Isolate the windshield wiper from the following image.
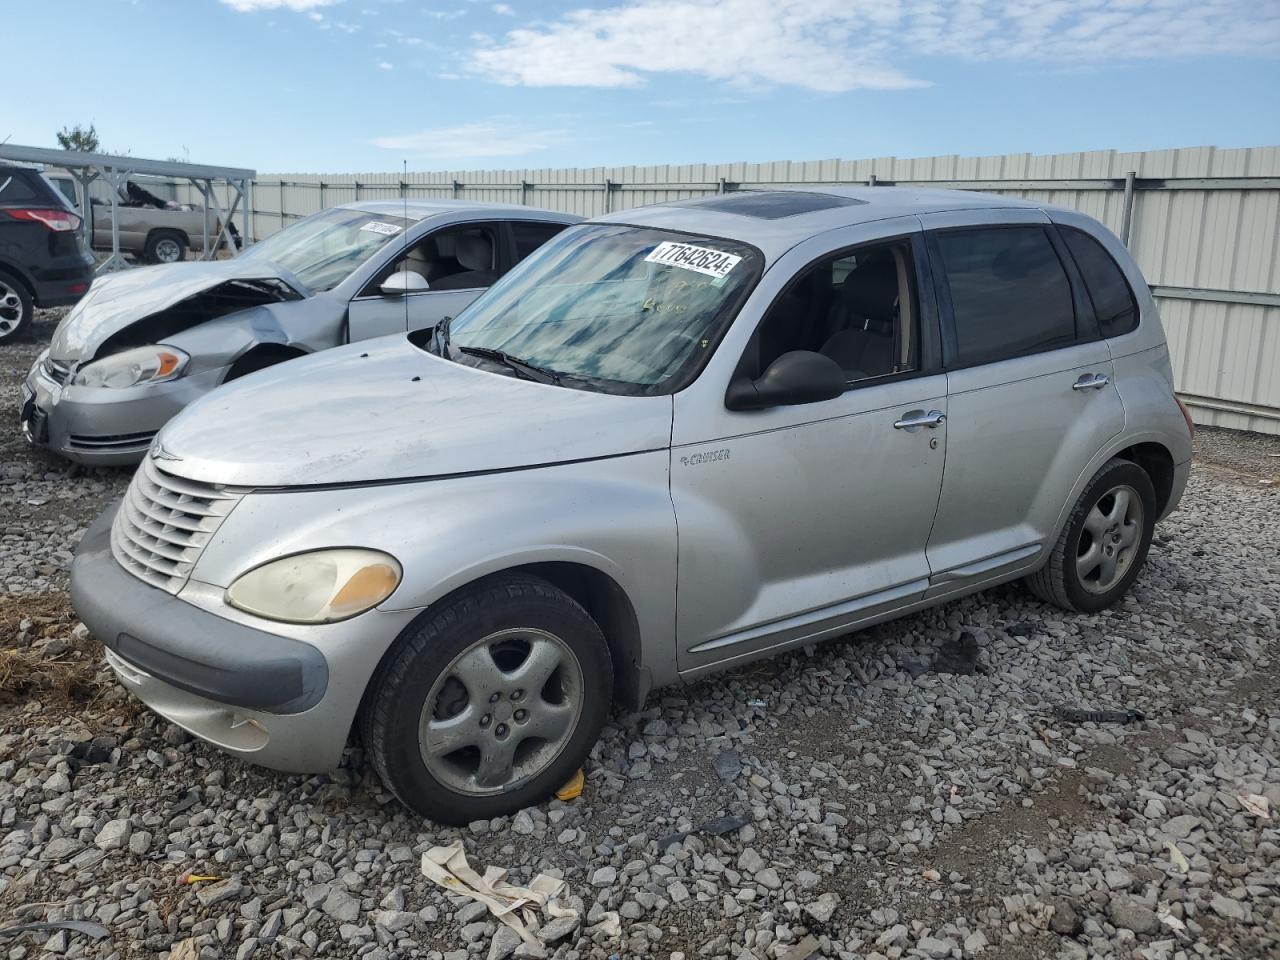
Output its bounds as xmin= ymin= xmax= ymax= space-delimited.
xmin=456 ymin=345 xmax=562 ymax=385
xmin=431 ymin=315 xmax=453 ymax=357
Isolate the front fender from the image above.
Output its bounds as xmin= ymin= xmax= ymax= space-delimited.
xmin=164 ymin=298 xmax=343 ymax=374
xmin=190 ymin=451 xmax=679 ymax=686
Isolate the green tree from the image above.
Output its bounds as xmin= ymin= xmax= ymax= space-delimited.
xmin=55 ymin=123 xmax=100 ymax=153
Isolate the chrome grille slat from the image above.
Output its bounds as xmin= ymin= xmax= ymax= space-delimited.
xmin=110 ymin=458 xmax=245 ymax=594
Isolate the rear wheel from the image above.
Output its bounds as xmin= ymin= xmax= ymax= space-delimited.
xmin=1027 ymin=458 xmax=1156 ymax=612
xmin=0 ymin=270 xmax=33 ymax=343
xmin=144 ymin=230 xmax=187 ymax=264
xmin=362 ymin=574 xmax=612 ymax=823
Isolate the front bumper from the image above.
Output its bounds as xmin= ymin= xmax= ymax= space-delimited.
xmin=71 ymin=505 xmax=348 ymax=772
xmin=21 ymin=359 xmax=227 ymax=465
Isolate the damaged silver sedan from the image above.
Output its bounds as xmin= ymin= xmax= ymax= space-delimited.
xmin=21 ymin=201 xmax=578 ymax=463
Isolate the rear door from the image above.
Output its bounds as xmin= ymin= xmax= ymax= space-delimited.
xmin=921 ymin=210 xmax=1125 ymax=593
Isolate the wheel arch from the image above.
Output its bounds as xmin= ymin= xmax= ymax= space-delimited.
xmin=1112 ymin=441 xmax=1176 ymax=517
xmin=223 ymin=341 xmax=309 ymax=382
xmin=369 ymin=562 xmax=650 ymax=719
xmin=0 ymin=259 xmax=36 ymax=299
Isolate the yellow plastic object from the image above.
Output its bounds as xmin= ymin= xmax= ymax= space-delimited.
xmin=180 ymin=873 xmax=221 ymax=885
xmin=555 ymin=768 xmax=585 ymax=801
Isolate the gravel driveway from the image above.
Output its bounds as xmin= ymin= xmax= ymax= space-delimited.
xmin=1 ymin=309 xmax=1277 ymax=960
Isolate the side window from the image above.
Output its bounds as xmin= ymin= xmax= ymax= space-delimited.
xmin=0 ymin=172 xmax=40 ymax=203
xmin=751 ymin=240 xmax=918 ymax=383
xmin=365 ymin=223 xmax=500 ymax=295
xmin=1062 ymin=227 xmax=1139 ymax=338
xmin=510 ymin=221 xmax=567 ymax=264
xmin=934 ymin=226 xmax=1076 ymax=367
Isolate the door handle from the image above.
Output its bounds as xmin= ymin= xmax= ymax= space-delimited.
xmin=893 ymin=409 xmax=946 ymax=430
xmin=1072 ymin=373 xmax=1110 ymax=391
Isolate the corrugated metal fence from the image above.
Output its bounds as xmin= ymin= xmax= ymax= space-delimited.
xmin=178 ymin=147 xmax=1280 ymax=433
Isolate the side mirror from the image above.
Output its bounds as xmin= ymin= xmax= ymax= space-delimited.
xmin=380 ymin=271 xmax=430 ymax=296
xmin=725 ymin=350 xmax=846 ymax=411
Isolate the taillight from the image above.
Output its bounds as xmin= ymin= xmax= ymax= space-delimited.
xmin=1175 ymin=395 xmax=1196 ymax=438
xmin=6 ymin=208 xmax=82 ymax=232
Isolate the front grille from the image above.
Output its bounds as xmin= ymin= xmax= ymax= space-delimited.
xmin=69 ymin=430 xmax=157 ymax=451
xmin=110 ymin=458 xmax=245 ymax=593
xmin=42 ymin=358 xmax=72 ymax=386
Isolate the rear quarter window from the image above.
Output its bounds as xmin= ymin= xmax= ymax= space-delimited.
xmin=0 ymin=171 xmax=42 ymax=203
xmin=934 ymin=225 xmax=1077 ymax=367
xmin=1062 ymin=227 xmax=1139 ymax=338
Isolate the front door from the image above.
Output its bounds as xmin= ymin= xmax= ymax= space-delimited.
xmin=347 ymin=221 xmax=505 ymax=341
xmin=672 ymin=231 xmax=948 ymax=672
xmin=921 ymin=216 xmax=1126 ymax=591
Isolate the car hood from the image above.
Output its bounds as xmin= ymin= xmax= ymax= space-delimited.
xmin=154 ymin=337 xmax=675 ymax=487
xmin=48 ymin=259 xmax=305 ymax=363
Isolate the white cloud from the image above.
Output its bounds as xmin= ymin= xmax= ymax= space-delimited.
xmin=220 ymin=0 xmax=336 ymax=11
xmin=469 ymin=0 xmax=1280 ymax=92
xmin=377 ymin=60 xmax=394 ymax=69
xmin=493 ymin=3 xmax=515 ymax=14
xmin=371 ymin=121 xmax=564 ymax=160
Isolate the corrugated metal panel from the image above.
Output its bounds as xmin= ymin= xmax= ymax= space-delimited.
xmin=149 ymin=146 xmax=1280 ymax=434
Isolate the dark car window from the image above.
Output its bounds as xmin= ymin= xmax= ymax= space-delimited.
xmin=1062 ymin=227 xmax=1139 ymax=338
xmin=0 ymin=170 xmax=41 ymax=204
xmin=751 ymin=239 xmax=918 ymax=383
xmin=935 ymin=226 xmax=1077 ymax=367
xmin=511 ymin=221 xmax=568 ymax=262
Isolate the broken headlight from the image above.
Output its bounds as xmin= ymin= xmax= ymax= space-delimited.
xmin=225 ymin=549 xmax=402 ymax=624
xmin=71 ymin=346 xmax=189 ymax=389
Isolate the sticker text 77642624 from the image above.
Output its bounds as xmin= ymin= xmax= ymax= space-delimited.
xmin=644 ymin=241 xmax=742 ymax=280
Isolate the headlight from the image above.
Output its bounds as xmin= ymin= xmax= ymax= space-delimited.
xmin=225 ymin=549 xmax=402 ymax=624
xmin=71 ymin=346 xmax=189 ymax=388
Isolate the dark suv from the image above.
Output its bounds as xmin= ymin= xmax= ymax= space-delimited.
xmin=0 ymin=164 xmax=95 ymax=342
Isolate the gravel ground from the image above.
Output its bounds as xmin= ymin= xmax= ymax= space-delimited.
xmin=1 ymin=310 xmax=1277 ymax=960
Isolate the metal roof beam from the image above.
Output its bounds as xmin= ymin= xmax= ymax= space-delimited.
xmin=0 ymin=143 xmax=255 ymax=181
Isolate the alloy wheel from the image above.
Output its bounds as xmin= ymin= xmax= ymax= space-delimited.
xmin=1076 ymin=483 xmax=1144 ymax=594
xmin=0 ymin=280 xmax=23 ymax=337
xmin=418 ymin=627 xmax=584 ymax=795
xmin=155 ymin=238 xmax=183 ymax=263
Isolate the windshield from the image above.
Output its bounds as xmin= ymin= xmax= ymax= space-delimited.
xmin=241 ymin=208 xmax=412 ymax=291
xmin=444 ymin=224 xmax=761 ymax=395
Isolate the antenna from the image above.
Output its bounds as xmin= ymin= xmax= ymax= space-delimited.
xmin=402 ymin=158 xmax=409 ymax=332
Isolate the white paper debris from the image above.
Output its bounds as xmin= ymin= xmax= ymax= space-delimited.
xmin=420 ymin=840 xmax=577 ymax=947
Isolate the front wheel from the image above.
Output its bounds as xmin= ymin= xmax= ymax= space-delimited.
xmin=1026 ymin=458 xmax=1157 ymax=613
xmin=361 ymin=574 xmax=612 ymax=823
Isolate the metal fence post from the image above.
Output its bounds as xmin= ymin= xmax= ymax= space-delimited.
xmin=453 ymin=179 xmax=463 ymax=199
xmin=318 ymin=180 xmax=325 ymax=212
xmin=604 ymin=178 xmax=616 ymax=213
xmin=1120 ymin=171 xmax=1137 ymax=247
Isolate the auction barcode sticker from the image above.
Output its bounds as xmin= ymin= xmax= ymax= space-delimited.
xmin=360 ymin=221 xmax=403 ymax=236
xmin=644 ymin=241 xmax=742 ymax=280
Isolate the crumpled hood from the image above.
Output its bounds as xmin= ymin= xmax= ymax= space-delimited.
xmin=49 ymin=259 xmax=303 ymax=363
xmin=154 ymin=337 xmax=674 ymax=487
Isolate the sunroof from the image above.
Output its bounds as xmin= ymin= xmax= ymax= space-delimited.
xmin=690 ymin=191 xmax=867 ymax=219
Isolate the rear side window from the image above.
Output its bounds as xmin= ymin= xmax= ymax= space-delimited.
xmin=934 ymin=226 xmax=1077 ymax=367
xmin=510 ymin=221 xmax=568 ymax=262
xmin=1062 ymin=227 xmax=1139 ymax=338
xmin=0 ymin=171 xmax=41 ymax=203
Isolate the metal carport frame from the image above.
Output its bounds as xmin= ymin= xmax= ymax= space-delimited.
xmin=0 ymin=143 xmax=255 ymax=274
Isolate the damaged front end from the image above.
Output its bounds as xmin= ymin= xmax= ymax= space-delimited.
xmin=23 ymin=262 xmax=317 ymax=465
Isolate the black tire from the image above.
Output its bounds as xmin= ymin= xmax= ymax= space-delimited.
xmin=362 ymin=574 xmax=612 ymax=824
xmin=1026 ymin=458 xmax=1157 ymax=613
xmin=0 ymin=269 xmax=33 ymax=343
xmin=144 ymin=230 xmax=187 ymax=264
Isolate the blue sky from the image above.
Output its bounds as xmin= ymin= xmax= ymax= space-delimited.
xmin=3 ymin=0 xmax=1278 ymax=173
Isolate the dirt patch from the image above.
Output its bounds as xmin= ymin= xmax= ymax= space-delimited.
xmin=0 ymin=592 xmax=108 ymax=706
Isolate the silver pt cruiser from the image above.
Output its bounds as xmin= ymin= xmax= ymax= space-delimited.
xmin=70 ymin=187 xmax=1194 ymax=823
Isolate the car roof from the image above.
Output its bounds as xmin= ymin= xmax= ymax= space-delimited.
xmin=596 ymin=186 xmax=1046 ymax=261
xmin=336 ymin=199 xmax=580 ymax=223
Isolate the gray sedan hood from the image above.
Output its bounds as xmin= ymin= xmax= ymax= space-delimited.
xmin=49 ymin=260 xmax=303 ymax=363
xmin=155 ymin=337 xmax=674 ymax=487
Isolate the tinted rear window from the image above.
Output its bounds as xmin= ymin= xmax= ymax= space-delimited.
xmin=0 ymin=170 xmax=42 ymax=204
xmin=1062 ymin=227 xmax=1139 ymax=338
xmin=935 ymin=226 xmax=1077 ymax=367
xmin=510 ymin=221 xmax=567 ymax=261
